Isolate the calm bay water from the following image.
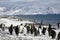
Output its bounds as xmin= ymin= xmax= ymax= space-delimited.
xmin=15 ymin=14 xmax=60 ymax=25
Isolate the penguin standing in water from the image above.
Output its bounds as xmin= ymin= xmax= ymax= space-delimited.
xmin=57 ymin=22 xmax=60 ymax=28
xmin=9 ymin=24 xmax=13 ymax=35
xmin=15 ymin=25 xmax=19 ymax=36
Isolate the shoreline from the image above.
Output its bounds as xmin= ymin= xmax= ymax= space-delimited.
xmin=0 ymin=16 xmax=60 ymax=40
xmin=0 ymin=15 xmax=59 ymax=28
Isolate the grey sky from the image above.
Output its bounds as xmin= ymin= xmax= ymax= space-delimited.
xmin=0 ymin=0 xmax=60 ymax=15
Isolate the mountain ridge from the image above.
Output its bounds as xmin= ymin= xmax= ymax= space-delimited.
xmin=0 ymin=1 xmax=60 ymax=15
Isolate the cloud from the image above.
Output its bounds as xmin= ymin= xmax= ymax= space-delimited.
xmin=24 ymin=0 xmax=39 ymax=2
xmin=0 ymin=0 xmax=10 ymax=1
xmin=0 ymin=0 xmax=60 ymax=15
xmin=0 ymin=7 xmax=6 ymax=12
xmin=11 ymin=0 xmax=37 ymax=2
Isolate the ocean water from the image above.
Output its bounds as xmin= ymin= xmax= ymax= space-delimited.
xmin=15 ymin=14 xmax=60 ymax=25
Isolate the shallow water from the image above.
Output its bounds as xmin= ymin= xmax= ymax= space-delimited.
xmin=15 ymin=14 xmax=60 ymax=25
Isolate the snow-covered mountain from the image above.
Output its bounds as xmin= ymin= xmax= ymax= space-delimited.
xmin=0 ymin=7 xmax=6 ymax=12
xmin=0 ymin=1 xmax=60 ymax=15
